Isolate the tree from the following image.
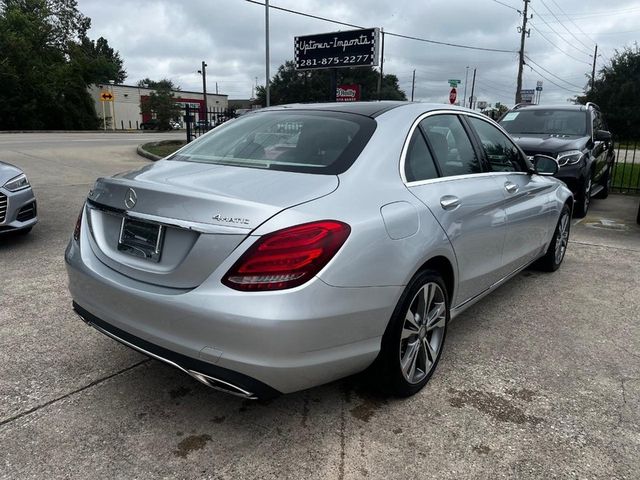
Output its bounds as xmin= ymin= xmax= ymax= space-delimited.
xmin=139 ymin=78 xmax=181 ymax=130
xmin=0 ymin=0 xmax=126 ymax=130
xmin=255 ymin=60 xmax=406 ymax=106
xmin=579 ymin=44 xmax=640 ymax=139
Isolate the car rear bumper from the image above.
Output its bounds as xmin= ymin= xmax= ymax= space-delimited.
xmin=65 ymin=234 xmax=401 ymax=395
xmin=0 ymin=187 xmax=37 ymax=233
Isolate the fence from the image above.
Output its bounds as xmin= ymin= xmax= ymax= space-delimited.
xmin=612 ymin=142 xmax=640 ymax=194
xmin=184 ymin=105 xmax=233 ymax=143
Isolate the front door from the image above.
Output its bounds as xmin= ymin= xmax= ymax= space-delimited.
xmin=466 ymin=116 xmax=554 ymax=275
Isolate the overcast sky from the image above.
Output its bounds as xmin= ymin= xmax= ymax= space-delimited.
xmin=78 ymin=0 xmax=640 ymax=106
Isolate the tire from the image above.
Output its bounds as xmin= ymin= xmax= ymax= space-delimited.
xmin=533 ymin=204 xmax=571 ymax=272
xmin=595 ymin=165 xmax=612 ymax=199
xmin=377 ymin=270 xmax=449 ymax=397
xmin=574 ymin=175 xmax=592 ymax=218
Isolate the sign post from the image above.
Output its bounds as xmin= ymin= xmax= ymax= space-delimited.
xmin=99 ymin=90 xmax=114 ymax=131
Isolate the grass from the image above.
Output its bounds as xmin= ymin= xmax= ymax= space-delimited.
xmin=143 ymin=140 xmax=186 ymax=158
xmin=612 ymin=162 xmax=640 ymax=192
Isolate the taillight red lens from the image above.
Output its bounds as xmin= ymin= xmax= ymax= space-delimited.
xmin=73 ymin=206 xmax=83 ymax=242
xmin=222 ymin=220 xmax=351 ymax=291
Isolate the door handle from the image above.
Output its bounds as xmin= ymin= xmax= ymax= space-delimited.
xmin=440 ymin=195 xmax=460 ymax=210
xmin=504 ymin=181 xmax=519 ymax=194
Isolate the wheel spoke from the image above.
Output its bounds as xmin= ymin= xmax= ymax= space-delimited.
xmin=425 ymin=337 xmax=437 ymax=363
xmin=427 ymin=302 xmax=446 ymax=330
xmin=401 ymin=340 xmax=420 ymax=377
xmin=404 ymin=310 xmax=420 ymax=331
xmin=423 ymin=284 xmax=435 ymax=321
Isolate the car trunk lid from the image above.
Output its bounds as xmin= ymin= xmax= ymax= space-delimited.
xmin=85 ymin=160 xmax=339 ymax=288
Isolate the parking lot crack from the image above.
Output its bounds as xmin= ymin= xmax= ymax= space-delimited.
xmin=0 ymin=359 xmax=150 ymax=428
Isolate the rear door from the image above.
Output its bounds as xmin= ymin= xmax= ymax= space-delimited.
xmin=404 ymin=113 xmax=506 ymax=306
xmin=465 ymin=115 xmax=555 ymax=274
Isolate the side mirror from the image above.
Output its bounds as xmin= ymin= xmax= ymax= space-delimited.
xmin=595 ymin=130 xmax=611 ymax=142
xmin=532 ymin=154 xmax=559 ymax=176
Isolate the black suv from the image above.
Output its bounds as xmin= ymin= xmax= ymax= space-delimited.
xmin=500 ymin=103 xmax=615 ymax=217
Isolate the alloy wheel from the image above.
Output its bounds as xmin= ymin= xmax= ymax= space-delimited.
xmin=399 ymin=282 xmax=446 ymax=384
xmin=554 ymin=212 xmax=570 ymax=265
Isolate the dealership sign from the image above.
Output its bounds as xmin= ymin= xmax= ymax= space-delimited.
xmin=336 ymin=84 xmax=361 ymax=102
xmin=294 ymin=28 xmax=380 ymax=70
xmin=521 ymin=89 xmax=536 ymax=104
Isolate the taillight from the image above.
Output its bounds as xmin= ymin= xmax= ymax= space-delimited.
xmin=222 ymin=220 xmax=351 ymax=291
xmin=73 ymin=205 xmax=84 ymax=242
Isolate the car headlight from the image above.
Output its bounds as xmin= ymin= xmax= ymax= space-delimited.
xmin=556 ymin=150 xmax=583 ymax=167
xmin=3 ymin=173 xmax=30 ymax=192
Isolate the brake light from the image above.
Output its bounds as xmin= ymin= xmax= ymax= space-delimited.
xmin=73 ymin=206 xmax=84 ymax=242
xmin=222 ymin=220 xmax=351 ymax=291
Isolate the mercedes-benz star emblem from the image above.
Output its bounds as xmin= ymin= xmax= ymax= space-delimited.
xmin=124 ymin=188 xmax=137 ymax=209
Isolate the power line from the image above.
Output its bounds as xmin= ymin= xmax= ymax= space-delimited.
xmin=245 ymin=0 xmax=517 ymax=53
xmin=525 ymin=63 xmax=583 ymax=94
xmin=548 ymin=0 xmax=597 ymax=44
xmin=538 ymin=0 xmax=593 ymax=52
xmin=524 ymin=56 xmax=586 ymax=89
xmin=529 ymin=6 xmax=592 ymax=58
xmin=489 ymin=0 xmax=520 ymax=13
xmin=528 ymin=23 xmax=592 ymax=66
xmin=534 ymin=6 xmax=640 ymax=19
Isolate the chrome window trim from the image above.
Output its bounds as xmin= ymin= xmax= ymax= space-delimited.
xmin=399 ymin=109 xmax=531 ymax=186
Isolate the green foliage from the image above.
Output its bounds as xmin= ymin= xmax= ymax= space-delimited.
xmin=0 ymin=0 xmax=126 ymax=129
xmin=137 ymin=78 xmax=179 ymax=90
xmin=579 ymin=44 xmax=640 ymax=140
xmin=139 ymin=79 xmax=181 ymax=131
xmin=255 ymin=60 xmax=406 ymax=106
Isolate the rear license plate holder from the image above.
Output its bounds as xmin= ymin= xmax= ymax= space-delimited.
xmin=118 ymin=217 xmax=165 ymax=262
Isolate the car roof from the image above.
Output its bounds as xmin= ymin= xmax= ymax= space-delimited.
xmin=258 ymin=101 xmax=476 ymax=118
xmin=512 ymin=104 xmax=591 ymax=112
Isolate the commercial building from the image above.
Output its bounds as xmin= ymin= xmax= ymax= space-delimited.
xmin=88 ymin=84 xmax=228 ymax=130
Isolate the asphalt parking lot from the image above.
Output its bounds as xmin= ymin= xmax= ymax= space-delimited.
xmin=1 ymin=132 xmax=639 ymax=479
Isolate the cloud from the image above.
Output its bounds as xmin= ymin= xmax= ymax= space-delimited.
xmin=79 ymin=0 xmax=640 ymax=105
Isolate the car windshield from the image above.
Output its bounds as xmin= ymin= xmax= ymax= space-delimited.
xmin=171 ymin=111 xmax=376 ymax=174
xmin=500 ymin=109 xmax=587 ymax=136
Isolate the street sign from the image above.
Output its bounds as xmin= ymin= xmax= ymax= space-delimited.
xmin=294 ymin=28 xmax=379 ymax=70
xmin=100 ymin=91 xmax=114 ymax=102
xmin=477 ymin=100 xmax=488 ymax=110
xmin=449 ymin=88 xmax=457 ymax=105
xmin=521 ymin=89 xmax=535 ymax=104
xmin=448 ymin=79 xmax=461 ymax=88
xmin=536 ymin=80 xmax=543 ymax=92
xmin=336 ymin=84 xmax=361 ymax=102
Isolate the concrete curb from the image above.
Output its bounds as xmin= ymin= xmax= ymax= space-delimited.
xmin=136 ymin=143 xmax=163 ymax=161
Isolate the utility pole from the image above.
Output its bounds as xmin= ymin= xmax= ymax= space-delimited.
xmin=591 ymin=44 xmax=598 ymax=90
xmin=463 ymin=66 xmax=469 ymax=109
xmin=265 ymin=0 xmax=271 ymax=106
xmin=515 ymin=0 xmax=531 ymax=104
xmin=198 ymin=61 xmax=208 ymax=123
xmin=411 ymin=70 xmax=416 ymax=102
xmin=469 ymin=68 xmax=477 ymax=109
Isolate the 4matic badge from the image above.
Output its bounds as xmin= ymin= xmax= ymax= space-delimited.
xmin=212 ymin=214 xmax=250 ymax=225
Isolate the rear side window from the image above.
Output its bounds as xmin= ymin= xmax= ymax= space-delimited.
xmin=467 ymin=117 xmax=524 ymax=172
xmin=419 ymin=115 xmax=481 ymax=177
xmin=171 ymin=111 xmax=376 ymax=174
xmin=404 ymin=130 xmax=439 ymax=182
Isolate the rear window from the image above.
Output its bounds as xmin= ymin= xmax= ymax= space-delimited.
xmin=171 ymin=111 xmax=376 ymax=174
xmin=500 ymin=109 xmax=588 ymax=137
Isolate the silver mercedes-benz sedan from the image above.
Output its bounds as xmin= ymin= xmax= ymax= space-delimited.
xmin=0 ymin=161 xmax=37 ymax=235
xmin=66 ymin=102 xmax=573 ymax=399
